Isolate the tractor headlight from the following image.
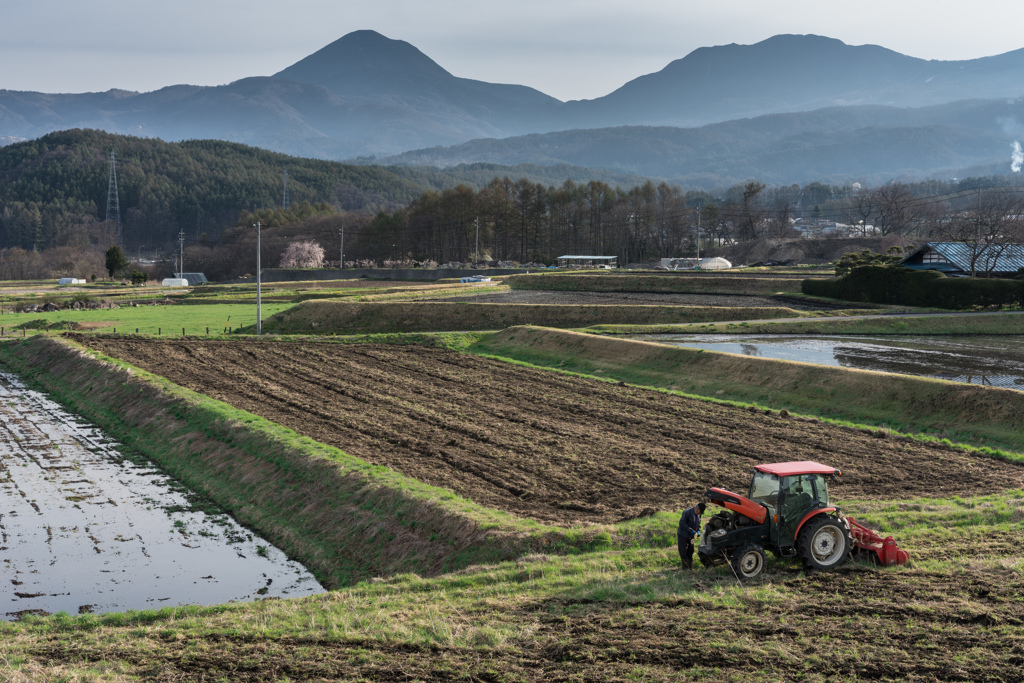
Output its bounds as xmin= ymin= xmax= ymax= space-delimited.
xmin=710 ymin=529 xmax=727 ymax=538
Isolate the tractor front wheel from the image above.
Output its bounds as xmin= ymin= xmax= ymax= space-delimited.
xmin=730 ymin=543 xmax=767 ymax=579
xmin=699 ymin=550 xmax=726 ymax=568
xmin=798 ymin=515 xmax=852 ymax=571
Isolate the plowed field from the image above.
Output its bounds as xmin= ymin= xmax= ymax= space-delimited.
xmin=79 ymin=338 xmax=1024 ymax=525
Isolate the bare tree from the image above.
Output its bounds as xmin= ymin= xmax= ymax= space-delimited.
xmin=849 ymin=188 xmax=878 ymax=236
xmin=873 ymin=183 xmax=924 ymax=236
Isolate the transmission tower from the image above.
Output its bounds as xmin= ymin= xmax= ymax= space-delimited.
xmin=282 ymin=169 xmax=290 ymax=210
xmin=105 ymin=150 xmax=122 ymax=246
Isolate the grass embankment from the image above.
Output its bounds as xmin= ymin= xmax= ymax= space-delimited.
xmin=470 ymin=326 xmax=1024 ymax=455
xmin=582 ymin=310 xmax=1023 ymax=335
xmin=0 ymin=302 xmax=294 ymax=335
xmin=2 ymin=490 xmax=1022 ymax=681
xmin=593 ymin=311 xmax=1024 ymax=335
xmin=260 ymin=300 xmax=813 ymax=334
xmin=506 ymin=272 xmax=807 ymax=295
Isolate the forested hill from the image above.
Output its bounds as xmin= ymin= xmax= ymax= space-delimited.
xmin=0 ymin=129 xmax=644 ymax=252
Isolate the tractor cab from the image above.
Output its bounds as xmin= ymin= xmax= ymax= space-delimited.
xmin=748 ymin=463 xmax=837 ymax=549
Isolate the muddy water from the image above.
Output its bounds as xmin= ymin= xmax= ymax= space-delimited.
xmin=0 ymin=371 xmax=323 ymax=620
xmin=633 ymin=334 xmax=1024 ymax=390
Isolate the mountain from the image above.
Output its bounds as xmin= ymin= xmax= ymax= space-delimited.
xmin=383 ymin=98 xmax=1024 ymax=187
xmin=0 ymin=31 xmax=561 ymax=160
xmin=3 ymin=32 xmax=1024 ymax=180
xmin=557 ymin=34 xmax=1024 ymax=129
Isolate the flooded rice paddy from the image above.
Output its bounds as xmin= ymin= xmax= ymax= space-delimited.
xmin=0 ymin=371 xmax=323 ymax=620
xmin=633 ymin=334 xmax=1024 ymax=390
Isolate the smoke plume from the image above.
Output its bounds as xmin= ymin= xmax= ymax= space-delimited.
xmin=1012 ymin=141 xmax=1023 ymax=173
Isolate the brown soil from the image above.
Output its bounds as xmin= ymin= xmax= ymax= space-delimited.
xmin=78 ymin=338 xmax=1024 ymax=525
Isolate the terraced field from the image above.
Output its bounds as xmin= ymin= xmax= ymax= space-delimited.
xmin=78 ymin=337 xmax=1024 ymax=525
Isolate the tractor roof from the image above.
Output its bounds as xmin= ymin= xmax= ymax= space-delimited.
xmin=754 ymin=461 xmax=841 ymax=477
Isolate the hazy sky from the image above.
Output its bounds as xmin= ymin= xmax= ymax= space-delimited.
xmin=3 ymin=0 xmax=1021 ymax=101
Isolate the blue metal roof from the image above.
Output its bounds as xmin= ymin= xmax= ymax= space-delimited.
xmin=902 ymin=242 xmax=1024 ymax=275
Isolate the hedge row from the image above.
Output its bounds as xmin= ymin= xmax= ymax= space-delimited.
xmin=802 ymin=266 xmax=1024 ymax=309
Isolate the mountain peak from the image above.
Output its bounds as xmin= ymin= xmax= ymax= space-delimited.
xmin=273 ymin=30 xmax=452 ymax=95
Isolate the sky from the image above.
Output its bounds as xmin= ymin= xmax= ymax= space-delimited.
xmin=3 ymin=0 xmax=1022 ymax=102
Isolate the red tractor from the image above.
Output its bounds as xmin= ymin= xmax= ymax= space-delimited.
xmin=698 ymin=461 xmax=908 ymax=579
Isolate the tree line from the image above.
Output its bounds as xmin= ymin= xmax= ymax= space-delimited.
xmin=349 ymin=175 xmax=1024 ymax=266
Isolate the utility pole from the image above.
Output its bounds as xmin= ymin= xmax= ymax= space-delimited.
xmin=474 ymin=216 xmax=479 ymax=264
xmin=282 ymin=170 xmax=290 ymax=210
xmin=696 ymin=206 xmax=701 ymax=264
xmin=339 ymin=222 xmax=345 ymax=269
xmin=177 ymin=229 xmax=185 ymax=278
xmin=254 ymin=221 xmax=262 ymax=336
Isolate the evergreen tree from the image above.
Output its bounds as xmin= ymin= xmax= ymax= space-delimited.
xmin=105 ymin=245 xmax=129 ymax=278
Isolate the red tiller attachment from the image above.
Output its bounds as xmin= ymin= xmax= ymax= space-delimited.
xmin=847 ymin=517 xmax=909 ymax=566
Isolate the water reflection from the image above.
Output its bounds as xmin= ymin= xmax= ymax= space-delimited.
xmin=632 ymin=334 xmax=1024 ymax=390
xmin=0 ymin=371 xmax=324 ymax=620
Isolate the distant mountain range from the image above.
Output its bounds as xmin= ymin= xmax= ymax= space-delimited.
xmin=383 ymin=99 xmax=1024 ymax=186
xmin=3 ymin=31 xmax=1024 ymax=184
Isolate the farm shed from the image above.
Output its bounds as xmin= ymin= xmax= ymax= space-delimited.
xmin=57 ymin=278 xmax=86 ymax=285
xmin=556 ymin=255 xmax=618 ymax=269
xmin=175 ymin=272 xmax=209 ymax=286
xmin=161 ymin=278 xmax=189 ymax=287
xmin=901 ymin=242 xmax=1024 ymax=277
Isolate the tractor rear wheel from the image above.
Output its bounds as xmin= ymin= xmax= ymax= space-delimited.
xmin=798 ymin=515 xmax=852 ymax=571
xmin=730 ymin=543 xmax=767 ymax=579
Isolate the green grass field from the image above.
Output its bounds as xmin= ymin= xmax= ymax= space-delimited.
xmin=0 ymin=302 xmax=295 ymax=336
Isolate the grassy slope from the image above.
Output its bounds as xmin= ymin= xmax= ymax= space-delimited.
xmin=259 ymin=300 xmax=813 ymax=334
xmin=469 ymin=326 xmax=1024 ymax=455
xmin=2 ymin=490 xmax=1021 ymax=681
xmin=591 ymin=311 xmax=1024 ymax=335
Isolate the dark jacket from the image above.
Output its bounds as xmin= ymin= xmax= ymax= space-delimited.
xmin=678 ymin=507 xmax=701 ymax=539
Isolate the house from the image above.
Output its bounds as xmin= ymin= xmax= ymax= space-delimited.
xmin=901 ymin=242 xmax=1024 ymax=277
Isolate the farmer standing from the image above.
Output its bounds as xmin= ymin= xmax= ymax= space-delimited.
xmin=677 ymin=502 xmax=706 ymax=569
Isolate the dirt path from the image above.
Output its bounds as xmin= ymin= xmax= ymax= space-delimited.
xmin=79 ymin=338 xmax=1024 ymax=525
